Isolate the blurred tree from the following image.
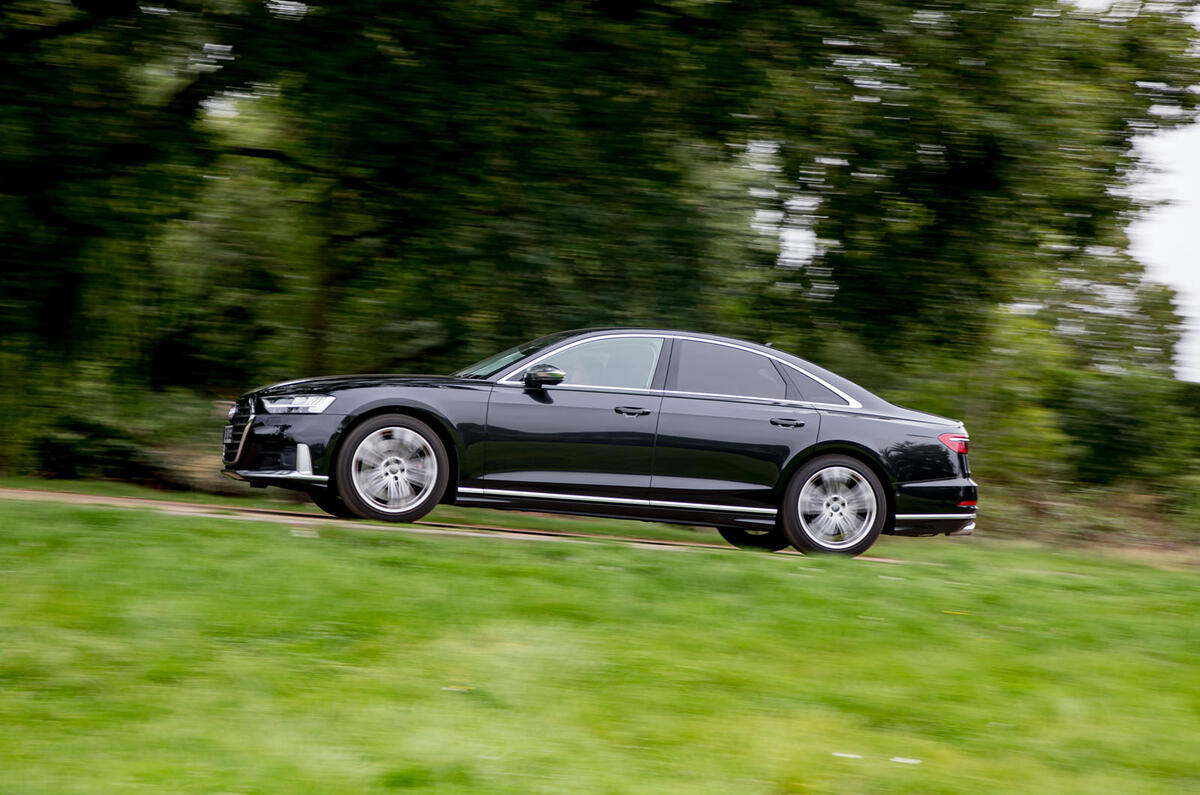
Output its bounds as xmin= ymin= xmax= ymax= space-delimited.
xmin=756 ymin=1 xmax=1198 ymax=356
xmin=0 ymin=0 xmax=1197 ymax=520
xmin=1053 ymin=368 xmax=1193 ymax=484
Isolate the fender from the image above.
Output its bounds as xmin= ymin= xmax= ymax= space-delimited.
xmin=320 ymin=387 xmax=490 ymax=485
xmin=777 ymin=439 xmax=895 ymax=493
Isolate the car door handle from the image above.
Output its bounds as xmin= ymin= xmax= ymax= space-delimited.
xmin=770 ymin=417 xmax=806 ymax=428
xmin=614 ymin=406 xmax=652 ymax=416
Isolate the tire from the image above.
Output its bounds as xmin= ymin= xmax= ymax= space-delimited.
xmin=781 ymin=455 xmax=886 ymax=556
xmin=306 ymin=487 xmax=358 ymax=519
xmin=335 ymin=414 xmax=450 ymax=522
xmin=717 ymin=526 xmax=790 ymax=551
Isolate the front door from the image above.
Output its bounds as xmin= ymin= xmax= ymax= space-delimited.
xmin=479 ymin=335 xmax=666 ymax=501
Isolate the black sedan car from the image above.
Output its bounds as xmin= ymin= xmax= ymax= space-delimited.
xmin=222 ymin=329 xmax=977 ymax=555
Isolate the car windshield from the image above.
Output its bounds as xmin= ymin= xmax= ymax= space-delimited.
xmin=452 ymin=331 xmax=578 ymax=379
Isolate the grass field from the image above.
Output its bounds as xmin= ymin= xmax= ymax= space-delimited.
xmin=1 ymin=498 xmax=1197 ymax=793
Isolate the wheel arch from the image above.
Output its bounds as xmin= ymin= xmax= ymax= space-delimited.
xmin=329 ymin=402 xmax=462 ymax=503
xmin=778 ymin=442 xmax=896 ymax=534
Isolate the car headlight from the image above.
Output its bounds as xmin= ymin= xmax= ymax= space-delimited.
xmin=260 ymin=395 xmax=336 ymax=414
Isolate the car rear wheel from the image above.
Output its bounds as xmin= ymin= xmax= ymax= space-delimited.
xmin=335 ymin=414 xmax=449 ymax=522
xmin=782 ymin=455 xmax=885 ymax=555
xmin=717 ymin=526 xmax=790 ymax=551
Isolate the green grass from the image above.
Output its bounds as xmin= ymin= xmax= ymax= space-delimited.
xmin=1 ymin=500 xmax=1197 ymax=793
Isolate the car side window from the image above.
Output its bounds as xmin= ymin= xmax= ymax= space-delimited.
xmin=788 ymin=370 xmax=849 ymax=406
xmin=670 ymin=341 xmax=786 ymax=399
xmin=541 ymin=337 xmax=664 ymax=390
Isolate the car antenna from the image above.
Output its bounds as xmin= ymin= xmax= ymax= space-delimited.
xmin=764 ymin=341 xmax=775 ymax=348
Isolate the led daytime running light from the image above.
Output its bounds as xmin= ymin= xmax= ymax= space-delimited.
xmin=261 ymin=395 xmax=336 ymax=414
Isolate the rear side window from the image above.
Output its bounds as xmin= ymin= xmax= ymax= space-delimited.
xmin=670 ymin=341 xmax=786 ymax=399
xmin=788 ymin=370 xmax=849 ymax=406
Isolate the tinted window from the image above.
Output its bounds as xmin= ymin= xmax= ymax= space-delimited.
xmin=789 ymin=370 xmax=849 ymax=406
xmin=671 ymin=341 xmax=786 ymax=399
xmin=542 ymin=337 xmax=664 ymax=390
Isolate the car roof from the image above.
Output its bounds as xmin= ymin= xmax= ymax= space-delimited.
xmin=568 ymin=327 xmax=772 ymax=350
xmin=555 ymin=327 xmax=884 ymax=409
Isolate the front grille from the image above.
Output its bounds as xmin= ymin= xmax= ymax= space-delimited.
xmin=223 ymin=399 xmax=254 ymax=464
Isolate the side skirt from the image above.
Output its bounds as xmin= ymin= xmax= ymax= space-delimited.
xmin=454 ymin=487 xmax=778 ymax=532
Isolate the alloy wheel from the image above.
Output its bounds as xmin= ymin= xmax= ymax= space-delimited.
xmin=797 ymin=465 xmax=878 ymax=550
xmin=350 ymin=426 xmax=438 ymax=513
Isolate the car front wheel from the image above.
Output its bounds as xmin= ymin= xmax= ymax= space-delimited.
xmin=335 ymin=414 xmax=450 ymax=522
xmin=782 ymin=455 xmax=886 ymax=555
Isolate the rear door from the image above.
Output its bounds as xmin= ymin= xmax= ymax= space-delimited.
xmin=650 ymin=339 xmax=819 ymax=511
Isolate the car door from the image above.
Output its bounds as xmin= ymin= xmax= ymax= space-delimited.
xmin=478 ymin=335 xmax=667 ymax=501
xmin=650 ymin=338 xmax=820 ymax=511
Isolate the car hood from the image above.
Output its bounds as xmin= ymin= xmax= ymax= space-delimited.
xmin=248 ymin=374 xmax=480 ymax=397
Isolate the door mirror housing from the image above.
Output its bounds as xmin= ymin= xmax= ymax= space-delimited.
xmin=523 ymin=364 xmax=566 ymax=389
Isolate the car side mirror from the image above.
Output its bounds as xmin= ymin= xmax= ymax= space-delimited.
xmin=523 ymin=364 xmax=566 ymax=389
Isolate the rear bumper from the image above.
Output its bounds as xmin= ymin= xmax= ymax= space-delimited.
xmin=892 ymin=513 xmax=976 ymax=537
xmin=890 ymin=475 xmax=978 ymax=536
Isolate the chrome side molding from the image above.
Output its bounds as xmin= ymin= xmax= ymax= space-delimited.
xmin=457 ymin=486 xmax=778 ymax=516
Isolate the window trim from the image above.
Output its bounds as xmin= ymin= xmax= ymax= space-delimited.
xmin=779 ymin=362 xmax=851 ymax=407
xmin=496 ymin=333 xmax=863 ymax=409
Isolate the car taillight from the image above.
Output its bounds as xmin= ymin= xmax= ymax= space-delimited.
xmin=938 ymin=433 xmax=969 ymax=454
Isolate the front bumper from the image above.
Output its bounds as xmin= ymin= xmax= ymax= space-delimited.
xmin=222 ymin=409 xmax=345 ymax=489
xmin=222 ymin=466 xmax=328 ymax=486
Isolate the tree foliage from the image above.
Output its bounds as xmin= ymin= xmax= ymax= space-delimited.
xmin=1 ymin=1 xmax=1198 ymax=520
